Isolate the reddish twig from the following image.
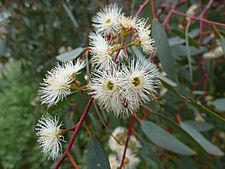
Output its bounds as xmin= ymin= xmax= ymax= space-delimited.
xmin=119 ymin=114 xmax=136 ymax=169
xmin=162 ymin=0 xmax=177 ymax=28
xmin=148 ymin=48 xmax=156 ymax=62
xmin=135 ymin=0 xmax=150 ymax=17
xmin=151 ymin=0 xmax=156 ymax=19
xmin=175 ymin=104 xmax=185 ymax=123
xmin=190 ymin=75 xmax=204 ymax=93
xmin=54 ymin=97 xmax=94 ymax=169
xmin=197 ymin=0 xmax=213 ymax=97
xmin=113 ymin=49 xmax=122 ymax=62
xmin=172 ymin=10 xmax=225 ymax=27
xmin=67 ymin=152 xmax=80 ymax=169
xmin=199 ymin=0 xmax=214 ymax=43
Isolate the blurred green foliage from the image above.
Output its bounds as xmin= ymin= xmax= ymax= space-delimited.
xmin=0 ymin=0 xmax=225 ymax=169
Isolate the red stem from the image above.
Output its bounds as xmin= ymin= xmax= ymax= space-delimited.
xmin=54 ymin=97 xmax=94 ymax=169
xmin=162 ymin=0 xmax=177 ymax=28
xmin=119 ymin=114 xmax=135 ymax=169
xmin=67 ymin=152 xmax=80 ymax=169
xmin=135 ymin=0 xmax=150 ymax=17
xmin=199 ymin=0 xmax=214 ymax=43
xmin=172 ymin=10 xmax=225 ymax=27
xmin=151 ymin=0 xmax=156 ymax=19
xmin=148 ymin=48 xmax=156 ymax=62
xmin=113 ymin=49 xmax=122 ymax=62
xmin=197 ymin=0 xmax=213 ymax=97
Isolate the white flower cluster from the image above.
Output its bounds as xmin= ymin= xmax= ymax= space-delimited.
xmin=108 ymin=127 xmax=141 ymax=169
xmin=89 ymin=4 xmax=159 ymax=117
xmin=36 ymin=3 xmax=160 ymax=161
xmin=89 ymin=57 xmax=159 ymax=117
xmin=35 ymin=114 xmax=64 ymax=159
xmin=90 ymin=4 xmax=155 ymax=67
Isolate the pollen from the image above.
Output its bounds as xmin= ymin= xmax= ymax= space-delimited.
xmin=104 ymin=18 xmax=113 ymax=26
xmin=131 ymin=76 xmax=143 ymax=87
xmin=105 ymin=80 xmax=115 ymax=90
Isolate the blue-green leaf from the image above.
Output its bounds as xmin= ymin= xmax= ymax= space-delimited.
xmin=87 ymin=138 xmax=110 ymax=169
xmin=219 ymin=35 xmax=225 ymax=54
xmin=161 ymin=81 xmax=225 ymax=123
xmin=132 ymin=46 xmax=145 ymax=58
xmin=172 ymin=28 xmax=199 ymax=48
xmin=141 ymin=121 xmax=196 ymax=156
xmin=180 ymin=122 xmax=224 ymax=156
xmin=56 ymin=47 xmax=83 ymax=62
xmin=63 ymin=3 xmax=78 ymax=28
xmin=212 ymin=98 xmax=225 ymax=112
xmin=158 ymin=75 xmax=177 ymax=87
xmin=182 ymin=120 xmax=214 ymax=132
xmin=152 ymin=19 xmax=177 ymax=82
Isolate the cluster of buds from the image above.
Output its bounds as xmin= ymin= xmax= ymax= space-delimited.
xmin=36 ymin=3 xmax=160 ymax=160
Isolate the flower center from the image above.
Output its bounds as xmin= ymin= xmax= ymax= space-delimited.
xmin=104 ymin=17 xmax=113 ymax=26
xmin=131 ymin=76 xmax=143 ymax=88
xmin=105 ymin=80 xmax=115 ymax=90
xmin=56 ymin=131 xmax=63 ymax=138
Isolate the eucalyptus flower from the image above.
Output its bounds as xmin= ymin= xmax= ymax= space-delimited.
xmin=108 ymin=127 xmax=141 ymax=152
xmin=89 ymin=32 xmax=113 ymax=69
xmin=118 ymin=149 xmax=140 ymax=169
xmin=39 ymin=59 xmax=85 ymax=107
xmin=36 ymin=114 xmax=64 ymax=160
xmin=121 ymin=57 xmax=160 ymax=111
xmin=136 ymin=19 xmax=155 ymax=54
xmin=89 ymin=66 xmax=127 ymax=117
xmin=92 ymin=4 xmax=123 ymax=35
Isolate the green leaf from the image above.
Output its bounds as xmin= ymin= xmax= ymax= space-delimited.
xmin=172 ymin=45 xmax=206 ymax=58
xmin=158 ymin=75 xmax=177 ymax=87
xmin=0 ymin=39 xmax=7 ymax=56
xmin=169 ymin=37 xmax=185 ymax=46
xmin=147 ymin=111 xmax=207 ymax=153
xmin=212 ymin=98 xmax=225 ymax=112
xmin=172 ymin=29 xmax=199 ymax=48
xmin=152 ymin=19 xmax=177 ymax=82
xmin=141 ymin=121 xmax=196 ymax=155
xmin=219 ymin=35 xmax=225 ymax=54
xmin=176 ymin=156 xmax=198 ymax=169
xmin=162 ymin=81 xmax=225 ymax=124
xmin=56 ymin=47 xmax=83 ymax=62
xmin=87 ymin=138 xmax=110 ymax=169
xmin=185 ymin=21 xmax=193 ymax=82
xmin=63 ymin=3 xmax=78 ymax=28
xmin=180 ymin=122 xmax=224 ymax=156
xmin=182 ymin=120 xmax=214 ymax=132
xmin=139 ymin=142 xmax=163 ymax=169
xmin=132 ymin=46 xmax=145 ymax=58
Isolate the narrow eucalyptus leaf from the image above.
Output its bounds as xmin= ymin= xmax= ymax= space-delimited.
xmin=172 ymin=28 xmax=199 ymax=48
xmin=141 ymin=121 xmax=196 ymax=155
xmin=56 ymin=47 xmax=83 ymax=62
xmin=87 ymin=138 xmax=110 ymax=169
xmin=182 ymin=120 xmax=214 ymax=132
xmin=132 ymin=46 xmax=145 ymax=58
xmin=180 ymin=123 xmax=224 ymax=156
xmin=152 ymin=19 xmax=177 ymax=81
xmin=63 ymin=3 xmax=78 ymax=28
xmin=161 ymin=81 xmax=225 ymax=123
xmin=158 ymin=75 xmax=177 ymax=87
xmin=219 ymin=35 xmax=225 ymax=54
xmin=212 ymin=98 xmax=225 ymax=112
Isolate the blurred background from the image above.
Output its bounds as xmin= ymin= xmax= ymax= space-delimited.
xmin=0 ymin=0 xmax=225 ymax=169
